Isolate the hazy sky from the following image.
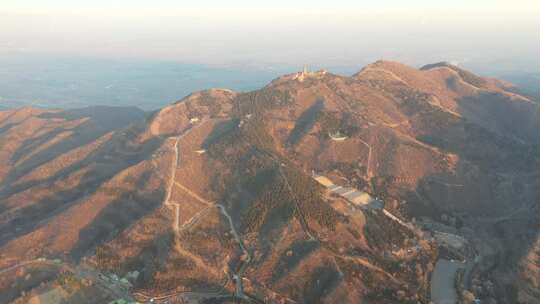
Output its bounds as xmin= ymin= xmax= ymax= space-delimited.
xmin=2 ymin=0 xmax=540 ymax=15
xmin=1 ymin=0 xmax=539 ymax=71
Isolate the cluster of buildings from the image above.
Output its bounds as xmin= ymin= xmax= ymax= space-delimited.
xmin=312 ymin=172 xmax=382 ymax=209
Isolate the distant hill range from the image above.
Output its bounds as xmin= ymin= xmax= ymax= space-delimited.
xmin=1 ymin=61 xmax=539 ymax=304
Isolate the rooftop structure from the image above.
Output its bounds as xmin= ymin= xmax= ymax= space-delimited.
xmin=312 ymin=172 xmax=380 ymax=208
xmin=329 ymin=131 xmax=348 ymax=141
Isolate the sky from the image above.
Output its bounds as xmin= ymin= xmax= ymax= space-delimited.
xmin=2 ymin=0 xmax=540 ymax=16
xmin=1 ymin=0 xmax=540 ymax=71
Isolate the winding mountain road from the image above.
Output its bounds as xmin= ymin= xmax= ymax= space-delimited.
xmin=157 ymin=120 xmax=253 ymax=301
xmin=357 ymin=137 xmax=373 ymax=179
xmin=0 ymin=259 xmax=60 ymax=275
xmin=163 ymin=135 xmax=182 ymax=231
xmin=216 ymin=204 xmax=251 ymax=299
xmin=162 ymin=120 xmax=210 ymax=231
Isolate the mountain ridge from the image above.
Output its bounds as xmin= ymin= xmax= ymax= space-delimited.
xmin=1 ymin=61 xmax=539 ymax=304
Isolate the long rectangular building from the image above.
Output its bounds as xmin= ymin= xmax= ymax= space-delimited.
xmin=312 ymin=173 xmax=380 ymax=208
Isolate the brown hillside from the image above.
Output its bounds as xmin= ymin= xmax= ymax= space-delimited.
xmin=1 ymin=63 xmax=539 ymax=303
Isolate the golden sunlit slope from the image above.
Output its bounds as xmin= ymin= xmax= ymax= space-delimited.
xmin=1 ymin=62 xmax=539 ymax=303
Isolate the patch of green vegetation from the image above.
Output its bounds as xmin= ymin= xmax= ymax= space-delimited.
xmin=96 ymin=245 xmax=121 ymax=272
xmin=206 ymin=87 xmax=296 ymax=163
xmin=240 ymin=168 xmax=295 ymax=233
xmin=204 ymin=88 xmax=342 ymax=238
xmin=319 ymin=111 xmax=359 ymax=138
xmin=198 ymin=91 xmax=223 ymax=117
xmin=272 ymin=240 xmax=320 ymax=282
xmin=302 ymin=266 xmax=340 ymax=304
xmin=185 ymin=100 xmax=203 ymax=118
xmin=286 ymin=99 xmax=360 ymax=145
xmin=109 ymin=299 xmax=134 ymax=304
xmin=57 ymin=271 xmax=82 ymax=292
xmin=335 ymin=257 xmax=375 ymax=286
xmin=363 ymin=210 xmax=412 ymax=250
xmin=328 ymin=161 xmax=368 ymax=190
xmin=206 ymin=117 xmax=275 ymax=165
xmin=364 ymin=288 xmax=409 ymax=303
xmin=210 ymin=137 xmax=340 ymax=236
xmin=231 ymin=88 xmax=294 ymax=118
xmin=282 ymin=165 xmax=342 ymax=231
xmin=241 ymin=118 xmax=276 ymax=153
xmin=418 ymin=110 xmax=540 ymax=172
xmin=288 ymin=99 xmax=324 ymax=145
xmin=202 ymin=119 xmax=239 ymax=149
